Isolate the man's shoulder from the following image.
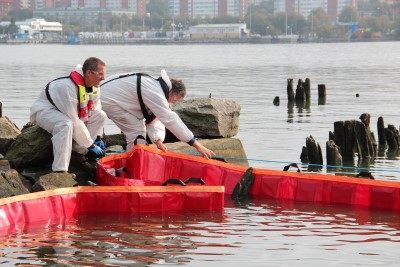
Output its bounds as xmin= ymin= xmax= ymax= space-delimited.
xmin=49 ymin=76 xmax=76 ymax=92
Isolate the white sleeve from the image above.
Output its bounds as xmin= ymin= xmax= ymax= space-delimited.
xmin=146 ymin=118 xmax=166 ymax=143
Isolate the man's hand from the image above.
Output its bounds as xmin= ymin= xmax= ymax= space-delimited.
xmin=86 ymin=144 xmax=105 ymax=159
xmin=193 ymin=141 xmax=216 ymax=159
xmin=94 ymin=136 xmax=105 ymax=149
xmin=155 ymin=139 xmax=168 ymax=152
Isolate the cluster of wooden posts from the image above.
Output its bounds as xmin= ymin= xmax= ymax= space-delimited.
xmin=274 ymin=78 xmax=326 ymax=106
xmin=277 ymin=78 xmax=400 ymax=173
xmin=300 ymin=112 xmax=400 ymax=170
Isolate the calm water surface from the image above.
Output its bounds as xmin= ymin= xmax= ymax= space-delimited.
xmin=0 ymin=198 xmax=399 ymax=266
xmin=2 ymin=42 xmax=400 ymax=179
xmin=1 ymin=42 xmax=400 ymax=266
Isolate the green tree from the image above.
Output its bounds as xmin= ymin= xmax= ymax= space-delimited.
xmin=147 ymin=0 xmax=168 ymax=17
xmin=311 ymin=8 xmax=333 ymax=38
xmin=8 ymin=19 xmax=19 ymax=34
xmin=339 ymin=6 xmax=358 ymax=23
xmin=8 ymin=9 xmax=33 ymax=21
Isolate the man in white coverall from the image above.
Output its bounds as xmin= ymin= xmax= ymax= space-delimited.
xmin=100 ymin=70 xmax=215 ymax=159
xmin=30 ymin=57 xmax=107 ymax=175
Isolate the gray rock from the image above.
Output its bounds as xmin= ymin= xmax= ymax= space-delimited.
xmin=0 ymin=160 xmax=11 ymax=171
xmin=0 ymin=169 xmax=31 ymax=198
xmin=5 ymin=125 xmax=53 ymax=171
xmin=32 ymin=172 xmax=77 ymax=192
xmin=173 ymin=98 xmax=240 ymax=138
xmin=158 ymin=138 xmax=249 ymax=167
xmin=0 ymin=116 xmax=21 ymax=155
xmin=104 ymin=133 xmax=127 ymax=149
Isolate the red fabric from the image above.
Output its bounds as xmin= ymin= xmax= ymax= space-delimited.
xmin=98 ymin=145 xmax=400 ymax=211
xmin=0 ymin=187 xmax=224 ymax=234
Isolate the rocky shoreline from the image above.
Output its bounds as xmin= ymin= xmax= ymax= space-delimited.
xmin=0 ymin=98 xmax=246 ymax=199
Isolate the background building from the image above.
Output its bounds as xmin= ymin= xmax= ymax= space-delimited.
xmin=167 ymin=0 xmax=249 ymax=19
xmin=0 ymin=18 xmax=62 ymax=40
xmin=189 ymin=23 xmax=248 ymax=38
xmin=274 ymin=0 xmax=355 ymax=21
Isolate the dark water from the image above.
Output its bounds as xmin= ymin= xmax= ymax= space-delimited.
xmin=1 ymin=43 xmax=400 ymax=266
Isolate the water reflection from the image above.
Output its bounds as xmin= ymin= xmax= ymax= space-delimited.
xmin=287 ymin=99 xmax=311 ymax=124
xmin=1 ymin=198 xmax=399 ymax=266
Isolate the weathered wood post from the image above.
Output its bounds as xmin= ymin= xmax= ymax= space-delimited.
xmin=358 ymin=113 xmax=377 ymax=158
xmin=305 ymin=135 xmax=323 ymax=165
xmin=304 ymin=78 xmax=311 ymax=99
xmin=333 ymin=120 xmax=356 ymax=160
xmin=318 ymin=84 xmax=326 ymax=98
xmin=287 ymin=79 xmax=294 ymax=102
xmin=0 ymin=102 xmax=2 ymax=118
xmin=317 ymin=84 xmax=326 ymax=105
xmin=333 ymin=114 xmax=377 ymax=163
xmin=295 ymin=79 xmax=305 ymax=102
xmin=377 ymin=116 xmax=386 ymax=146
xmin=326 ymin=140 xmax=342 ymax=166
xmin=385 ymin=125 xmax=400 ymax=150
xmin=273 ymin=96 xmax=280 ymax=106
xmin=300 ymin=146 xmax=308 ymax=163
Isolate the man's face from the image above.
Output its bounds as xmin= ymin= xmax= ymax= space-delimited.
xmin=86 ymin=64 xmax=106 ymax=87
xmin=168 ymin=92 xmax=183 ymax=105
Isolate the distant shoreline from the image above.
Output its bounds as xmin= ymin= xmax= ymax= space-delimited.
xmin=1 ymin=36 xmax=399 ymax=45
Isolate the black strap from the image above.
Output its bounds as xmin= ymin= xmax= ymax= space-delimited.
xmin=45 ymin=76 xmax=69 ymax=111
xmin=283 ymin=163 xmax=301 ymax=172
xmin=133 ymin=135 xmax=147 ymax=145
xmin=102 ymin=72 xmax=170 ymax=125
xmin=136 ymin=74 xmax=156 ymax=125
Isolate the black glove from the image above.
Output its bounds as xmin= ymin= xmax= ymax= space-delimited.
xmin=86 ymin=144 xmax=105 ymax=159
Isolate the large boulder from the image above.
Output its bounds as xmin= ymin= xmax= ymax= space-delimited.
xmin=0 ymin=116 xmax=21 ymax=155
xmin=31 ymin=172 xmax=77 ymax=192
xmin=5 ymin=125 xmax=53 ymax=171
xmin=0 ymin=160 xmax=32 ymax=198
xmin=173 ymin=98 xmax=241 ymax=138
xmin=103 ymin=133 xmax=249 ymax=167
xmin=161 ymin=138 xmax=249 ymax=167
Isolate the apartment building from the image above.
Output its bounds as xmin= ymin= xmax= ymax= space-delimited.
xmin=4 ymin=0 xmax=147 ymax=16
xmin=167 ymin=0 xmax=249 ymax=18
xmin=274 ymin=0 xmax=355 ymax=20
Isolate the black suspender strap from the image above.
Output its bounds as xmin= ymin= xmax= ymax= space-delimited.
xmin=102 ymin=72 xmax=170 ymax=125
xmin=45 ymin=76 xmax=69 ymax=111
xmin=136 ymin=74 xmax=156 ymax=125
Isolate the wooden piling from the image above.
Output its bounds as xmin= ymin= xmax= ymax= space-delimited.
xmin=273 ymin=96 xmax=280 ymax=106
xmin=333 ymin=115 xmax=377 ymax=161
xmin=377 ymin=116 xmax=386 ymax=145
xmin=287 ymin=79 xmax=294 ymax=102
xmin=318 ymin=84 xmax=326 ymax=99
xmin=295 ymin=79 xmax=305 ymax=102
xmin=305 ymin=135 xmax=323 ymax=165
xmin=304 ymin=78 xmax=311 ymax=99
xmin=300 ymin=146 xmax=309 ymax=163
xmin=0 ymin=102 xmax=2 ymax=118
xmin=326 ymin=140 xmax=342 ymax=166
xmin=385 ymin=124 xmax=400 ymax=150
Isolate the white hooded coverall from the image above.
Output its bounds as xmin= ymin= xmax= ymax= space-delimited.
xmin=100 ymin=71 xmax=194 ymax=151
xmin=30 ymin=65 xmax=106 ymax=172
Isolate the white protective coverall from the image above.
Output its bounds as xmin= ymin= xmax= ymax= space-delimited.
xmin=100 ymin=70 xmax=194 ymax=151
xmin=30 ymin=65 xmax=106 ymax=171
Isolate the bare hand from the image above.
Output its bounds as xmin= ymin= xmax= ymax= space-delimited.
xmin=155 ymin=139 xmax=168 ymax=152
xmin=193 ymin=141 xmax=216 ymax=159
